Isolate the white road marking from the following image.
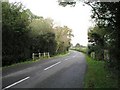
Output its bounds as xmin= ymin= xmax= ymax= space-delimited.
xmin=3 ymin=76 xmax=30 ymax=90
xmin=44 ymin=62 xmax=61 ymax=71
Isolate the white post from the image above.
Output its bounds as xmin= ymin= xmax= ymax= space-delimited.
xmin=48 ymin=52 xmax=50 ymax=58
xmin=32 ymin=53 xmax=35 ymax=60
xmin=39 ymin=53 xmax=41 ymax=58
xmin=44 ymin=52 xmax=45 ymax=57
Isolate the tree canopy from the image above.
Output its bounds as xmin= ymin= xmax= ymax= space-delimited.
xmin=2 ymin=2 xmax=73 ymax=66
xmin=87 ymin=2 xmax=120 ymax=70
xmin=58 ymin=0 xmax=120 ymax=72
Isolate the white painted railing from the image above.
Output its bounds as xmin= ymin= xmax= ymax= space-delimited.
xmin=32 ymin=52 xmax=50 ymax=60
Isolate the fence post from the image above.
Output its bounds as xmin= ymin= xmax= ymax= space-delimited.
xmin=44 ymin=52 xmax=45 ymax=57
xmin=48 ymin=52 xmax=50 ymax=58
xmin=32 ymin=53 xmax=35 ymax=60
xmin=39 ymin=53 xmax=41 ymax=59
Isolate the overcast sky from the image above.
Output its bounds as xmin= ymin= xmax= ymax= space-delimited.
xmin=9 ymin=0 xmax=93 ymax=46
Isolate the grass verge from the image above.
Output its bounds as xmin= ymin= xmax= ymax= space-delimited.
xmin=84 ymin=56 xmax=118 ymax=88
xmin=70 ymin=48 xmax=87 ymax=54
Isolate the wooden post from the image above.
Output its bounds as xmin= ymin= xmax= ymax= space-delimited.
xmin=48 ymin=52 xmax=50 ymax=58
xmin=32 ymin=53 xmax=35 ymax=60
xmin=44 ymin=52 xmax=45 ymax=57
xmin=39 ymin=53 xmax=41 ymax=58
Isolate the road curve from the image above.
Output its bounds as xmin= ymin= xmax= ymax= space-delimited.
xmin=2 ymin=50 xmax=87 ymax=89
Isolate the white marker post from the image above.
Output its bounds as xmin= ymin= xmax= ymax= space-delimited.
xmin=44 ymin=52 xmax=45 ymax=57
xmin=39 ymin=53 xmax=41 ymax=59
xmin=32 ymin=53 xmax=35 ymax=60
xmin=48 ymin=52 xmax=50 ymax=58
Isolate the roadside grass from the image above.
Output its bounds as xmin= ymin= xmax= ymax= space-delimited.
xmin=52 ymin=51 xmax=70 ymax=58
xmin=71 ymin=48 xmax=87 ymax=54
xmin=84 ymin=56 xmax=118 ymax=88
xmin=3 ymin=51 xmax=70 ymax=68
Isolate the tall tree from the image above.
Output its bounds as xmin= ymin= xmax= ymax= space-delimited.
xmin=2 ymin=2 xmax=31 ymax=66
xmin=75 ymin=43 xmax=81 ymax=48
xmin=58 ymin=0 xmax=120 ymax=70
xmin=54 ymin=26 xmax=73 ymax=53
xmin=87 ymin=2 xmax=120 ymax=70
xmin=2 ymin=1 xmax=74 ymax=66
xmin=29 ymin=18 xmax=57 ymax=55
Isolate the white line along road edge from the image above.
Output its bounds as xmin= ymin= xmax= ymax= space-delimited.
xmin=3 ymin=76 xmax=30 ymax=90
xmin=44 ymin=61 xmax=61 ymax=71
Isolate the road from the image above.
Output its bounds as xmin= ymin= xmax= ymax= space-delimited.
xmin=2 ymin=50 xmax=87 ymax=89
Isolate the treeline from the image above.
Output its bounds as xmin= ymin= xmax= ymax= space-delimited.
xmin=71 ymin=43 xmax=87 ymax=54
xmin=2 ymin=2 xmax=73 ymax=66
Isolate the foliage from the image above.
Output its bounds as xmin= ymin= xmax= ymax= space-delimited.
xmin=75 ymin=43 xmax=81 ymax=48
xmin=58 ymin=0 xmax=120 ymax=71
xmin=29 ymin=18 xmax=57 ymax=55
xmin=58 ymin=0 xmax=120 ymax=85
xmin=2 ymin=2 xmax=73 ymax=66
xmin=2 ymin=2 xmax=31 ymax=66
xmin=87 ymin=2 xmax=120 ymax=71
xmin=58 ymin=0 xmax=76 ymax=7
xmin=54 ymin=26 xmax=73 ymax=53
xmin=88 ymin=26 xmax=107 ymax=60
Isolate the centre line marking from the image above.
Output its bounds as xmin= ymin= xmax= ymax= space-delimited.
xmin=44 ymin=62 xmax=61 ymax=71
xmin=3 ymin=76 xmax=30 ymax=90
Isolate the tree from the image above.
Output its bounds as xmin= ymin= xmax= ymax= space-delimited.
xmin=75 ymin=43 xmax=81 ymax=48
xmin=88 ymin=26 xmax=107 ymax=60
xmin=29 ymin=18 xmax=57 ymax=55
xmin=2 ymin=1 xmax=74 ymax=66
xmin=87 ymin=2 xmax=120 ymax=70
xmin=2 ymin=2 xmax=31 ymax=66
xmin=54 ymin=26 xmax=73 ymax=53
xmin=58 ymin=0 xmax=120 ymax=69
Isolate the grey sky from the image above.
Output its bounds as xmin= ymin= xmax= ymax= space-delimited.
xmin=9 ymin=0 xmax=93 ymax=46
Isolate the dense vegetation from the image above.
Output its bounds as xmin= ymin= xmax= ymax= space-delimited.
xmin=58 ymin=0 xmax=119 ymax=88
xmin=2 ymin=2 xmax=73 ymax=66
xmin=58 ymin=0 xmax=120 ymax=74
xmin=87 ymin=2 xmax=120 ymax=72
